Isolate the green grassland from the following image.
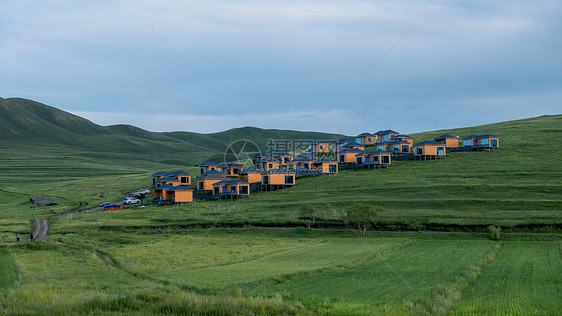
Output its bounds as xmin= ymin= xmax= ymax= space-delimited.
xmin=1 ymin=102 xmax=561 ymax=314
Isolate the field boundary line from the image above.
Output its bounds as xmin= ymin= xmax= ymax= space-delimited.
xmin=408 ymin=242 xmax=503 ymax=315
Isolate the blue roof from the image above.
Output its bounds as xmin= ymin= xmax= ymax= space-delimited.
xmin=241 ymin=168 xmax=262 ymax=173
xmin=213 ymin=179 xmax=249 ymax=185
xmin=339 ymin=148 xmax=364 ymax=153
xmin=156 ymin=176 xmax=179 ymax=182
xmin=314 ymin=158 xmax=337 ymax=163
xmin=167 ymin=185 xmax=194 ymax=192
xmin=151 ymin=171 xmax=169 ymax=176
xmin=217 ymin=163 xmax=243 ymax=168
xmin=374 ymin=129 xmax=398 ymax=135
xmin=414 ymin=141 xmax=445 ymax=146
xmin=154 ymin=184 xmax=174 ymax=190
xmin=342 ymin=142 xmax=363 ymax=147
xmin=392 ymin=134 xmax=412 ymax=139
xmin=258 ymin=158 xmax=278 ymax=162
xmin=198 ymin=173 xmax=227 ymax=180
xmin=200 ymin=162 xmax=218 ymax=166
xmin=359 ymin=151 xmax=390 ymax=155
xmin=357 ymin=133 xmax=373 ymax=137
xmin=202 ymin=170 xmax=224 ymax=176
xmin=376 ymin=140 xmax=408 ymax=145
xmin=262 ymin=169 xmax=295 ymax=174
xmin=435 ymin=134 xmax=459 ymax=139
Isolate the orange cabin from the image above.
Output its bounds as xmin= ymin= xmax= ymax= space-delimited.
xmin=333 ymin=139 xmax=352 ymax=153
xmin=165 ymin=186 xmax=193 ymax=203
xmin=356 ymin=151 xmax=391 ymax=164
xmin=413 ymin=141 xmax=446 ymax=156
xmin=155 ymin=176 xmax=181 ymax=187
xmin=338 ymin=148 xmax=364 ymax=163
xmin=238 ymin=168 xmax=262 ymax=183
xmin=217 ymin=163 xmax=243 ymax=176
xmin=168 ymin=171 xmax=192 ymax=185
xmin=200 ymin=162 xmax=219 ymax=175
xmin=197 ymin=171 xmax=228 ymax=191
xmin=391 ymin=134 xmax=414 ymax=148
xmin=434 ymin=134 xmax=459 ymax=148
xmin=293 ymin=156 xmax=316 ymax=170
xmin=355 ymin=133 xmax=376 ymax=146
xmin=311 ymin=158 xmax=338 ymax=174
xmin=374 ymin=130 xmax=399 ymax=143
xmin=261 ymin=169 xmax=296 ymax=186
xmin=309 ymin=141 xmax=332 ymax=153
xmin=341 ymin=142 xmax=365 ymax=151
xmin=257 ymin=158 xmax=280 ymax=171
xmin=154 ymin=184 xmax=173 ymax=198
xmin=272 ymin=152 xmax=294 ymax=164
xmin=462 ymin=135 xmax=499 ymax=148
xmin=213 ymin=180 xmax=250 ymax=196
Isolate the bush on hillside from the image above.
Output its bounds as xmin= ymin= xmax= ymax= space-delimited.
xmin=488 ymin=225 xmax=501 ymax=240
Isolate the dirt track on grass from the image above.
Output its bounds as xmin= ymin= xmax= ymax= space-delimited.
xmin=33 ymin=219 xmax=48 ymax=239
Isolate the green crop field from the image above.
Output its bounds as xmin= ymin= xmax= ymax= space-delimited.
xmin=451 ymin=242 xmax=562 ymax=315
xmin=1 ymin=102 xmax=561 ymax=315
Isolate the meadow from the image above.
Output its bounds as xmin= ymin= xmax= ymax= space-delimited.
xmin=0 ymin=114 xmax=561 ymax=314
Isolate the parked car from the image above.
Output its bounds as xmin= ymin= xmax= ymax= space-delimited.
xmin=137 ymin=189 xmax=150 ymax=195
xmin=99 ymin=202 xmax=114 ymax=210
xmin=123 ymin=197 xmax=141 ymax=205
xmin=100 ymin=202 xmax=121 ymax=210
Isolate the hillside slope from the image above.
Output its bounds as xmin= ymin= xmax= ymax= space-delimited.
xmin=0 ymin=97 xmax=345 ymax=165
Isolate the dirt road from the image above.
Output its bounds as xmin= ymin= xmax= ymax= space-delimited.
xmin=33 ymin=219 xmax=48 ymax=239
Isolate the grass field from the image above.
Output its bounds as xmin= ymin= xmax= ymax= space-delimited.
xmin=0 ymin=114 xmax=561 ymax=314
xmin=451 ymin=241 xmax=562 ymax=315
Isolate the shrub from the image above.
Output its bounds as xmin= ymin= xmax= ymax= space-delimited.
xmin=488 ymin=225 xmax=501 ymax=240
xmin=297 ymin=205 xmax=317 ymax=229
xmin=346 ymin=203 xmax=378 ymax=237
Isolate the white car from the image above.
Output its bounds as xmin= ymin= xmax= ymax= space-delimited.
xmin=136 ymin=189 xmax=150 ymax=195
xmin=123 ymin=197 xmax=141 ymax=205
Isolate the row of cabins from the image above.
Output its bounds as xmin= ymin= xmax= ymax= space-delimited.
xmin=150 ymin=132 xmax=498 ymax=203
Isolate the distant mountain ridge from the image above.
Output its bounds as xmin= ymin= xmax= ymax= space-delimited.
xmin=0 ymin=97 xmax=346 ymax=164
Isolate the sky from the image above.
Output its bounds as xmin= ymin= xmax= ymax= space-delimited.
xmin=1 ymin=0 xmax=561 ymax=135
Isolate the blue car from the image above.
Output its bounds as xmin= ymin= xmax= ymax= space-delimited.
xmin=99 ymin=202 xmax=121 ymax=210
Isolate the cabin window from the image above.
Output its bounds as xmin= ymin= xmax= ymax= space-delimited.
xmin=339 ymin=155 xmax=345 ymax=162
xmin=231 ymin=186 xmax=236 ymax=192
xmin=329 ymin=164 xmax=337 ymax=173
xmin=374 ymin=156 xmax=379 ymax=162
xmin=213 ymin=187 xmax=220 ymax=195
xmin=482 ymin=139 xmax=488 ymax=145
xmin=492 ymin=139 xmax=498 ymax=147
xmin=384 ymin=135 xmax=389 ymax=141
xmin=368 ymin=137 xmax=371 ymax=142
xmin=320 ymin=145 xmax=324 ymax=150
xmin=198 ymin=182 xmax=204 ymax=190
xmin=180 ymin=177 xmax=189 ymax=184
xmin=464 ymin=140 xmax=470 ymax=146
xmin=394 ymin=145 xmax=399 ymax=150
xmin=356 ymin=157 xmax=363 ymax=164
xmin=437 ymin=147 xmax=445 ymax=155
xmin=304 ymin=163 xmax=309 ymax=169
xmin=200 ymin=168 xmax=205 ymax=174
xmin=356 ymin=138 xmax=361 ymax=143
xmin=378 ymin=146 xmax=384 ymax=151
xmin=285 ymin=175 xmax=294 ymax=184
xmin=211 ymin=167 xmax=215 ymax=170
xmin=240 ymin=186 xmax=248 ymax=195
xmin=416 ymin=147 xmax=423 ymax=155
xmin=233 ymin=169 xmax=240 ymax=174
xmin=382 ymin=156 xmax=390 ymax=164
xmin=263 ymin=176 xmax=269 ymax=185
xmin=268 ymin=163 xmax=273 ymax=169
xmin=402 ymin=145 xmax=409 ymax=153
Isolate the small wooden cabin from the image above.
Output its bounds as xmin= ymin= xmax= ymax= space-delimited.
xmin=155 ymin=176 xmax=181 ymax=187
xmin=168 ymin=171 xmax=192 ymax=185
xmin=213 ymin=180 xmax=250 ymax=197
xmin=341 ymin=142 xmax=365 ymax=151
xmin=153 ymin=184 xmax=174 ymax=198
xmin=165 ymin=186 xmax=194 ymax=203
xmin=261 ymin=169 xmax=296 ymax=187
xmin=217 ymin=163 xmax=243 ymax=176
xmin=196 ymin=171 xmax=228 ymax=191
xmin=462 ymin=135 xmax=499 ymax=148
xmin=272 ymin=152 xmax=294 ymax=164
xmin=238 ymin=168 xmax=262 ymax=183
xmin=376 ymin=140 xmax=410 ymax=153
xmin=200 ymin=162 xmax=219 ymax=175
xmin=292 ymin=155 xmax=316 ymax=170
xmin=434 ymin=134 xmax=459 ymax=148
xmin=391 ymin=134 xmax=413 ymax=148
xmin=413 ymin=141 xmax=446 ymax=159
xmin=374 ymin=130 xmax=399 ymax=143
xmin=309 ymin=141 xmax=332 ymax=153
xmin=338 ymin=148 xmax=364 ymax=163
xmin=311 ymin=158 xmax=338 ymax=174
xmin=257 ymin=158 xmax=281 ymax=171
xmin=355 ymin=133 xmax=376 ymax=146
xmin=356 ymin=151 xmax=391 ymax=165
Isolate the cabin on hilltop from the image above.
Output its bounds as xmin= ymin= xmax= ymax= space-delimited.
xmin=413 ymin=141 xmax=446 ymax=160
xmin=434 ymin=134 xmax=459 ymax=148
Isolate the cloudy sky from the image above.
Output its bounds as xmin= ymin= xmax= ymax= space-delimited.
xmin=1 ymin=1 xmax=561 ymax=134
